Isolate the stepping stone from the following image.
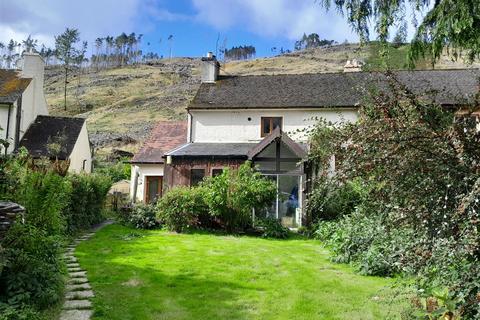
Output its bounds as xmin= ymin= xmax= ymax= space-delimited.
xmin=68 ymin=277 xmax=89 ymax=285
xmin=67 ymin=267 xmax=83 ymax=272
xmin=67 ymin=263 xmax=80 ymax=268
xmin=66 ymin=290 xmax=94 ymax=300
xmin=69 ymin=271 xmax=87 ymax=278
xmin=65 ymin=257 xmax=77 ymax=262
xmin=59 ymin=309 xmax=93 ymax=320
xmin=63 ymin=299 xmax=92 ymax=310
xmin=66 ymin=282 xmax=91 ymax=291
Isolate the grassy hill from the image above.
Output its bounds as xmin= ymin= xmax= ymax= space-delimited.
xmin=44 ymin=43 xmax=479 ymax=157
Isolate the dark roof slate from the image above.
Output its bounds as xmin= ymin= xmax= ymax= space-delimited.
xmin=131 ymin=121 xmax=188 ymax=164
xmin=19 ymin=115 xmax=85 ymax=160
xmin=190 ymin=69 xmax=480 ymax=110
xmin=166 ymin=142 xmax=257 ymax=158
xmin=0 ymin=70 xmax=32 ymax=104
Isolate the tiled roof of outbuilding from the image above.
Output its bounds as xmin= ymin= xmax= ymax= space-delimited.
xmin=19 ymin=115 xmax=86 ymax=160
xmin=0 ymin=70 xmax=31 ymax=104
xmin=131 ymin=121 xmax=188 ymax=164
xmin=190 ymin=69 xmax=480 ymax=110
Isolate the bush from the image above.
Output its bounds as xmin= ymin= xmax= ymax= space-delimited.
xmin=0 ymin=224 xmax=63 ymax=310
xmin=0 ymin=303 xmax=41 ymax=320
xmin=94 ymin=159 xmax=131 ymax=183
xmin=202 ymin=162 xmax=276 ymax=232
xmin=16 ymin=170 xmax=71 ymax=235
xmin=128 ymin=204 xmax=159 ymax=229
xmin=256 ymin=217 xmax=290 ymax=239
xmin=306 ymin=177 xmax=366 ymax=222
xmin=308 ymin=75 xmax=480 ymax=316
xmin=64 ymin=173 xmax=112 ymax=234
xmin=157 ymin=186 xmax=208 ymax=232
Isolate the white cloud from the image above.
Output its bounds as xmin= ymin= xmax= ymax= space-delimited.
xmin=191 ymin=0 xmax=358 ymax=41
xmin=0 ymin=0 xmax=143 ymax=47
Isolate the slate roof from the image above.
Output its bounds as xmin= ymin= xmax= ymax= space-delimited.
xmin=0 ymin=70 xmax=32 ymax=104
xmin=131 ymin=121 xmax=188 ymax=164
xmin=165 ymin=143 xmax=257 ymax=159
xmin=190 ymin=69 xmax=480 ymax=110
xmin=19 ymin=115 xmax=85 ymax=160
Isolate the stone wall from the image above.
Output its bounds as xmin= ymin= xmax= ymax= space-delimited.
xmin=0 ymin=202 xmax=25 ymax=239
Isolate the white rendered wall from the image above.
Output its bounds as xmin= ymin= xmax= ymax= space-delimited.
xmin=130 ymin=164 xmax=164 ymax=202
xmin=68 ymin=122 xmax=92 ymax=173
xmin=0 ymin=103 xmax=16 ymax=153
xmin=190 ymin=108 xmax=358 ymax=143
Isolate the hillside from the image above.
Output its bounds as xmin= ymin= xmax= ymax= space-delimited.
xmin=44 ymin=43 xmax=479 ymax=157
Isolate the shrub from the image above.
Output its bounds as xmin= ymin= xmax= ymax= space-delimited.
xmin=0 ymin=303 xmax=41 ymax=320
xmin=157 ymin=186 xmax=208 ymax=232
xmin=0 ymin=223 xmax=63 ymax=310
xmin=16 ymin=170 xmax=71 ymax=235
xmin=256 ymin=217 xmax=290 ymax=239
xmin=308 ymin=74 xmax=480 ymax=316
xmin=202 ymin=162 xmax=276 ymax=232
xmin=64 ymin=173 xmax=112 ymax=234
xmin=128 ymin=204 xmax=159 ymax=229
xmin=306 ymin=177 xmax=366 ymax=222
xmin=94 ymin=159 xmax=131 ymax=183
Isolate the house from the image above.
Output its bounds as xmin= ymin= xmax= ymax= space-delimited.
xmin=0 ymin=53 xmax=92 ymax=173
xmin=130 ymin=121 xmax=187 ymax=203
xmin=133 ymin=53 xmax=480 ymax=227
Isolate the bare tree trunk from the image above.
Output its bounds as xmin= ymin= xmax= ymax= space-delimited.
xmin=64 ymin=66 xmax=68 ymax=111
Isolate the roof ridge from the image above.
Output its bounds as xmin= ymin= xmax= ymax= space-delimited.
xmin=215 ymin=68 xmax=480 ymax=79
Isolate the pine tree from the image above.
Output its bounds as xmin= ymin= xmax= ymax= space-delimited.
xmin=55 ymin=28 xmax=86 ymax=111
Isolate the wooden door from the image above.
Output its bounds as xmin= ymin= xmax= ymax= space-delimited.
xmin=145 ymin=176 xmax=163 ymax=203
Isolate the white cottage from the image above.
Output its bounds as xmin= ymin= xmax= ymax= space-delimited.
xmin=135 ymin=54 xmax=480 ymax=227
xmin=0 ymin=53 xmax=92 ymax=173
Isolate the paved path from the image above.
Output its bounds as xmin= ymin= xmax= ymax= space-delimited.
xmin=59 ymin=220 xmax=113 ymax=320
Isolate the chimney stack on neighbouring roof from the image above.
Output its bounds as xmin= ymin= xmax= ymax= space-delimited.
xmin=343 ymin=59 xmax=364 ymax=72
xmin=20 ymin=52 xmax=45 ymax=93
xmin=201 ymin=52 xmax=220 ymax=83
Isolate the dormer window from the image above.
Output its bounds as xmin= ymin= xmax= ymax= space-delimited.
xmin=261 ymin=117 xmax=282 ymax=137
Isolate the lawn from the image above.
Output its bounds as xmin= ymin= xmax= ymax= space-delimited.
xmin=76 ymin=224 xmax=405 ymax=320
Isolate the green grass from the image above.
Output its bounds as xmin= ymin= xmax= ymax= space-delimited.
xmin=76 ymin=224 xmax=405 ymax=320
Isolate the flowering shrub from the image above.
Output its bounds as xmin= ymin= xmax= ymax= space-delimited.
xmin=308 ymin=73 xmax=480 ymax=317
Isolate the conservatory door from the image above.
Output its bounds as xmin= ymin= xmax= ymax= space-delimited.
xmin=263 ymin=174 xmax=301 ymax=228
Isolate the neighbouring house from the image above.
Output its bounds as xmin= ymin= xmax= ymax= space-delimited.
xmin=132 ymin=53 xmax=480 ymax=227
xmin=0 ymin=53 xmax=92 ymax=173
xmin=130 ymin=121 xmax=187 ymax=203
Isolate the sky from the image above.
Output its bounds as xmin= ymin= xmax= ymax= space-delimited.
xmin=0 ymin=0 xmax=416 ymax=58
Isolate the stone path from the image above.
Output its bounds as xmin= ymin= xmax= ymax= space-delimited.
xmin=59 ymin=220 xmax=113 ymax=320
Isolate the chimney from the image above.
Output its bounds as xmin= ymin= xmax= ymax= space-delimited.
xmin=20 ymin=52 xmax=45 ymax=92
xmin=201 ymin=52 xmax=219 ymax=83
xmin=343 ymin=58 xmax=364 ymax=72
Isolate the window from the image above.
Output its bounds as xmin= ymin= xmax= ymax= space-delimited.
xmin=212 ymin=168 xmax=224 ymax=177
xmin=261 ymin=117 xmax=282 ymax=137
xmin=190 ymin=169 xmax=205 ymax=187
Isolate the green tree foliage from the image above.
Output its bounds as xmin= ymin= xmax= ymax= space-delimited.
xmin=318 ymin=0 xmax=480 ymax=64
xmin=294 ymin=33 xmax=335 ymax=51
xmin=54 ymin=28 xmax=87 ymax=111
xmin=308 ymin=73 xmax=480 ymax=317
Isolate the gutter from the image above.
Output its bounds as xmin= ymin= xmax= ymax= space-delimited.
xmin=13 ymin=96 xmax=22 ymax=151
